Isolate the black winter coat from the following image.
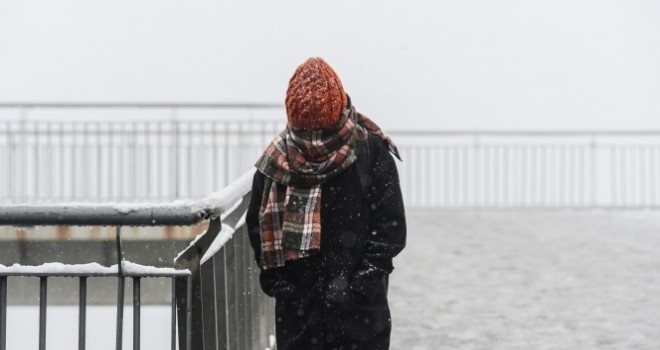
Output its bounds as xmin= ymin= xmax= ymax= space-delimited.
xmin=246 ymin=133 xmax=406 ymax=350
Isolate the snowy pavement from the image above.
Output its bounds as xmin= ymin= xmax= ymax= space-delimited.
xmin=388 ymin=210 xmax=660 ymax=350
xmin=5 ymin=210 xmax=660 ymax=349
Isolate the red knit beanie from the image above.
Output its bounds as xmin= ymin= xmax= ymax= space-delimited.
xmin=285 ymin=57 xmax=348 ymax=129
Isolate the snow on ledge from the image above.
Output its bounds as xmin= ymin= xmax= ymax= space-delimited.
xmin=174 ymin=170 xmax=254 ymax=263
xmin=3 ymin=169 xmax=255 ymax=220
xmin=0 ymin=262 xmax=113 ymax=275
xmin=122 ymin=261 xmax=190 ymax=276
xmin=190 ymin=169 xmax=255 ymax=219
xmin=4 ymin=199 xmax=196 ymax=214
xmin=0 ymin=261 xmax=190 ymax=277
xmin=174 ymin=196 xmax=245 ymax=263
xmin=200 ymin=223 xmax=235 ymax=265
xmin=199 ymin=211 xmax=247 ymax=265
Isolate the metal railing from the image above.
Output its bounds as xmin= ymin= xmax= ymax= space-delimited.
xmin=174 ymin=171 xmax=275 ymax=350
xmin=0 ymin=103 xmax=283 ymax=203
xmin=3 ymin=103 xmax=660 ymax=209
xmin=392 ymin=130 xmax=660 ymax=208
xmin=0 ymin=243 xmax=191 ymax=350
xmin=0 ymin=169 xmax=275 ymax=350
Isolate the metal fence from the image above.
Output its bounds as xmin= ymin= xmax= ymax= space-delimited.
xmin=2 ymin=103 xmax=660 ymax=209
xmin=0 ymin=170 xmax=275 ymax=350
xmin=393 ymin=131 xmax=660 ymax=208
xmin=0 ymin=103 xmax=283 ymax=203
xmin=174 ymin=172 xmax=276 ymax=350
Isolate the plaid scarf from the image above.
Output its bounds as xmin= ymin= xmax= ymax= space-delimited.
xmin=255 ymin=101 xmax=400 ymax=269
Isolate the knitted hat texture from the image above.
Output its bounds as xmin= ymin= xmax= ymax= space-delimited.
xmin=285 ymin=57 xmax=347 ymax=129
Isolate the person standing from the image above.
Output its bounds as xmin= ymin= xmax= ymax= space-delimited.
xmin=246 ymin=57 xmax=406 ymax=350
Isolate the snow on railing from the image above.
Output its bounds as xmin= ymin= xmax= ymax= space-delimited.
xmin=173 ymin=169 xmax=276 ymax=350
xmin=0 ymin=261 xmax=191 ymax=277
xmin=0 ymin=169 xmax=275 ymax=350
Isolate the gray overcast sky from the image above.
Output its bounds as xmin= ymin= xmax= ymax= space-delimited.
xmin=1 ymin=0 xmax=659 ymax=130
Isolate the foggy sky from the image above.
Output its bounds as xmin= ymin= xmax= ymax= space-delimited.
xmin=1 ymin=0 xmax=659 ymax=130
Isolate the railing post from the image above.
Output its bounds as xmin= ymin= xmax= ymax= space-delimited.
xmin=186 ymin=276 xmax=192 ymax=350
xmin=133 ymin=277 xmax=141 ymax=350
xmin=79 ymin=277 xmax=87 ymax=350
xmin=19 ymin=107 xmax=28 ymax=203
xmin=171 ymin=108 xmax=180 ymax=200
xmin=0 ymin=276 xmax=7 ymax=350
xmin=652 ymin=146 xmax=657 ymax=207
xmin=8 ymin=120 xmax=15 ymax=203
xmin=472 ymin=134 xmax=480 ymax=207
xmin=116 ymin=277 xmax=124 ymax=350
xmin=590 ymin=134 xmax=597 ymax=208
xmin=171 ymin=278 xmax=177 ymax=350
xmin=116 ymin=226 xmax=125 ymax=350
xmin=39 ymin=276 xmax=47 ymax=350
xmin=224 ymin=121 xmax=231 ymax=187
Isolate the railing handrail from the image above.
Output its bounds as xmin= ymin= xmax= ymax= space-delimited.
xmin=0 ymin=102 xmax=283 ymax=109
xmin=0 ymin=170 xmax=256 ymax=227
xmin=1 ymin=103 xmax=657 ymax=135
xmin=388 ymin=130 xmax=660 ymax=136
xmin=0 ymin=169 xmax=270 ymax=350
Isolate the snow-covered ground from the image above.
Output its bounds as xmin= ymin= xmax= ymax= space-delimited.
xmin=389 ymin=210 xmax=660 ymax=350
xmin=5 ymin=210 xmax=660 ymax=349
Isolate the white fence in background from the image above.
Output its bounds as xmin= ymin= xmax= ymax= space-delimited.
xmin=393 ymin=131 xmax=660 ymax=208
xmin=2 ymin=104 xmax=660 ymax=208
xmin=0 ymin=103 xmax=283 ymax=203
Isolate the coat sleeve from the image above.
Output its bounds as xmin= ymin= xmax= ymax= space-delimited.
xmin=350 ymin=136 xmax=407 ymax=298
xmin=246 ymin=171 xmax=297 ymax=299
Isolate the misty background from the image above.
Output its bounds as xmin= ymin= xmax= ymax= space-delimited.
xmin=2 ymin=2 xmax=660 ymax=349
xmin=1 ymin=0 xmax=659 ymax=130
